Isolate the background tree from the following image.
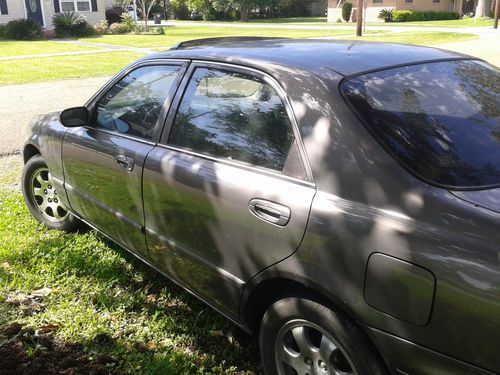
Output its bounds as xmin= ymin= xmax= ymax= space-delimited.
xmin=137 ymin=0 xmax=160 ymax=27
xmin=475 ymin=0 xmax=491 ymax=18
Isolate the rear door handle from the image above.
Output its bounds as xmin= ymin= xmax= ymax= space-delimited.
xmin=114 ymin=154 xmax=135 ymax=172
xmin=249 ymin=199 xmax=291 ymax=226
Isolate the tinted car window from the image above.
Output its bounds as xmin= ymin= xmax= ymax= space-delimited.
xmin=168 ymin=68 xmax=297 ymax=173
xmin=96 ymin=65 xmax=181 ymax=140
xmin=343 ymin=60 xmax=500 ymax=189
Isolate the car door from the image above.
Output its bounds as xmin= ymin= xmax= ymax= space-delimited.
xmin=142 ymin=63 xmax=316 ymax=316
xmin=62 ymin=61 xmax=187 ymax=257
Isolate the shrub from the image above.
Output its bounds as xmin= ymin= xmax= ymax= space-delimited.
xmin=378 ymin=8 xmax=394 ymax=22
xmin=108 ymin=22 xmax=130 ymax=34
xmin=392 ymin=10 xmax=459 ymax=22
xmin=120 ymin=12 xmax=135 ymax=32
xmin=0 ymin=24 xmax=6 ymax=39
xmin=342 ymin=1 xmax=353 ymax=22
xmin=488 ymin=9 xmax=494 ymax=18
xmin=93 ymin=19 xmax=109 ymax=34
xmin=170 ymin=0 xmax=190 ymax=19
xmin=106 ymin=5 xmax=125 ymax=24
xmin=53 ymin=12 xmax=95 ymax=37
xmin=4 ymin=18 xmax=43 ymax=40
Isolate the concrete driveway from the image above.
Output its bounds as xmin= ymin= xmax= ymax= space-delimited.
xmin=0 ymin=76 xmax=110 ymax=156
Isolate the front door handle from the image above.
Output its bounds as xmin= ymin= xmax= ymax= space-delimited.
xmin=114 ymin=154 xmax=135 ymax=172
xmin=249 ymin=199 xmax=291 ymax=226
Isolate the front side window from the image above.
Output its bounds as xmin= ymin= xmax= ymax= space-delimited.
xmin=168 ymin=67 xmax=298 ymax=173
xmin=342 ymin=60 xmax=500 ymax=189
xmin=96 ymin=65 xmax=181 ymax=140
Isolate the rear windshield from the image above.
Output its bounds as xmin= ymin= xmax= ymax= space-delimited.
xmin=342 ymin=60 xmax=500 ymax=189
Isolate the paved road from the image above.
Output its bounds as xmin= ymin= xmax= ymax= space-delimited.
xmin=0 ymin=76 xmax=110 ymax=155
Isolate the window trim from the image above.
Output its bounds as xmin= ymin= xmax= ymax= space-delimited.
xmin=85 ymin=60 xmax=189 ymax=144
xmin=159 ymin=60 xmax=314 ymax=183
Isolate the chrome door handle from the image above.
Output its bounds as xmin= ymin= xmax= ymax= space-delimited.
xmin=249 ymin=199 xmax=291 ymax=226
xmin=114 ymin=154 xmax=134 ymax=172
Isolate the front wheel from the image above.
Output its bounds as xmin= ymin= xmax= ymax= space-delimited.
xmin=22 ymin=155 xmax=82 ymax=232
xmin=259 ymin=297 xmax=387 ymax=375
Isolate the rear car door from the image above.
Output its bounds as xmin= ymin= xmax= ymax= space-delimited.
xmin=62 ymin=61 xmax=187 ymax=257
xmin=142 ymin=63 xmax=316 ymax=316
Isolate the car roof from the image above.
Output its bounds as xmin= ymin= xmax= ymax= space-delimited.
xmin=143 ymin=38 xmax=472 ymax=77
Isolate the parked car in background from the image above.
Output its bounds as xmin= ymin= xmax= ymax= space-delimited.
xmin=22 ymin=38 xmax=500 ymax=375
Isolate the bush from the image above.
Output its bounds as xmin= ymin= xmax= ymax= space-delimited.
xmin=120 ymin=12 xmax=135 ymax=32
xmin=4 ymin=18 xmax=43 ymax=40
xmin=488 ymin=9 xmax=494 ymax=18
xmin=392 ymin=10 xmax=459 ymax=22
xmin=93 ymin=19 xmax=109 ymax=34
xmin=106 ymin=5 xmax=124 ymax=24
xmin=378 ymin=8 xmax=394 ymax=22
xmin=170 ymin=0 xmax=190 ymax=19
xmin=342 ymin=1 xmax=353 ymax=22
xmin=53 ymin=12 xmax=95 ymax=37
xmin=108 ymin=22 xmax=130 ymax=34
xmin=0 ymin=24 xmax=6 ymax=39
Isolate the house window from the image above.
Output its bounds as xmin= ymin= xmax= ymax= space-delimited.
xmin=405 ymin=0 xmax=413 ymax=3
xmin=373 ymin=0 xmax=383 ymax=3
xmin=60 ymin=0 xmax=91 ymax=12
xmin=433 ymin=0 xmax=440 ymax=3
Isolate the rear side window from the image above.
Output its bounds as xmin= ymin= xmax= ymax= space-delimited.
xmin=168 ymin=67 xmax=302 ymax=176
xmin=342 ymin=60 xmax=500 ymax=189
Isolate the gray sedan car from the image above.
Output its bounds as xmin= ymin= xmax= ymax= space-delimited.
xmin=22 ymin=38 xmax=499 ymax=375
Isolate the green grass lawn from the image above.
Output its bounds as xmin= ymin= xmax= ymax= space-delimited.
xmin=78 ymin=25 xmax=356 ymax=48
xmin=0 ymin=51 xmax=142 ymax=85
xmin=340 ymin=31 xmax=478 ymax=45
xmin=0 ymin=155 xmax=259 ymax=374
xmin=0 ymin=40 xmax=102 ymax=57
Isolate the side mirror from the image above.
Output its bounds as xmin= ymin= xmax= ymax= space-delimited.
xmin=60 ymin=107 xmax=89 ymax=127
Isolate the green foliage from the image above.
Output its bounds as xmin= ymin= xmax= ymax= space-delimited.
xmin=120 ymin=12 xmax=136 ymax=31
xmin=0 ymin=24 xmax=6 ymax=39
xmin=53 ymin=12 xmax=96 ymax=37
xmin=4 ymin=19 xmax=43 ymax=40
xmin=392 ymin=10 xmax=460 ymax=22
xmin=170 ymin=0 xmax=190 ymax=19
xmin=378 ymin=8 xmax=394 ymax=22
xmin=342 ymin=1 xmax=353 ymax=22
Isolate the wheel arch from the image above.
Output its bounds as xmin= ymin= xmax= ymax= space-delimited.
xmin=241 ymin=272 xmax=356 ymax=335
xmin=23 ymin=143 xmax=41 ymax=164
xmin=240 ymin=272 xmax=390 ymax=372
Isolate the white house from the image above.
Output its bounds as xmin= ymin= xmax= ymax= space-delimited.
xmin=0 ymin=0 xmax=106 ymax=26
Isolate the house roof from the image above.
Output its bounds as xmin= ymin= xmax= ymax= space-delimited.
xmin=143 ymin=38 xmax=473 ymax=77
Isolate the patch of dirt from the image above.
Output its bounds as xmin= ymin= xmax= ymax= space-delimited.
xmin=0 ymin=323 xmax=124 ymax=375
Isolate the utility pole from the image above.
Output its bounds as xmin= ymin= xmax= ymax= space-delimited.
xmin=356 ymin=0 xmax=364 ymax=36
xmin=494 ymin=0 xmax=499 ymax=29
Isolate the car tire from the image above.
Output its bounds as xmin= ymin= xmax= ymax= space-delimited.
xmin=259 ymin=296 xmax=387 ymax=375
xmin=22 ymin=155 xmax=83 ymax=232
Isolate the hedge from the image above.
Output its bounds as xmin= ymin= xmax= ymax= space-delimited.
xmin=392 ymin=10 xmax=460 ymax=22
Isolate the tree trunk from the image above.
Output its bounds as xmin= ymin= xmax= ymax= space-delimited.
xmin=356 ymin=0 xmax=363 ymax=36
xmin=475 ymin=0 xmax=490 ymax=18
xmin=240 ymin=7 xmax=249 ymax=22
xmin=494 ymin=0 xmax=499 ymax=28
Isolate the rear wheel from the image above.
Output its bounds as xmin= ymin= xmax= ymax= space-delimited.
xmin=22 ymin=155 xmax=82 ymax=232
xmin=259 ymin=297 xmax=387 ymax=375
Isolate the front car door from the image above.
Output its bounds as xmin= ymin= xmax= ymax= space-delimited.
xmin=142 ymin=63 xmax=316 ymax=316
xmin=62 ymin=61 xmax=187 ymax=256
